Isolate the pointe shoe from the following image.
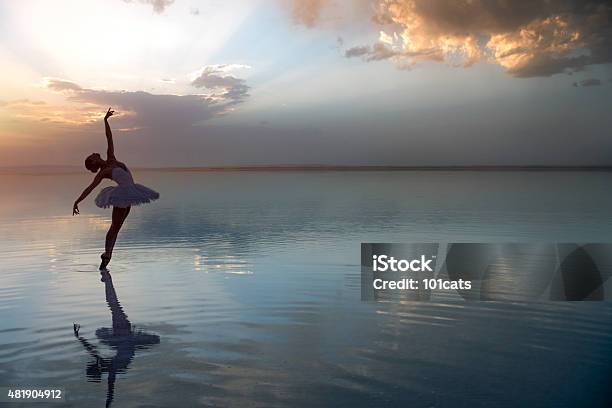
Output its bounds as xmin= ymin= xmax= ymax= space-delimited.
xmin=99 ymin=253 xmax=111 ymax=270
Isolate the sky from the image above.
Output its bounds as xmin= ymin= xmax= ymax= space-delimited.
xmin=1 ymin=0 xmax=611 ymax=167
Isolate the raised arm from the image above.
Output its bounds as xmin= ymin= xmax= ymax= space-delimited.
xmin=73 ymin=323 xmax=101 ymax=359
xmin=104 ymin=108 xmax=116 ymax=161
xmin=73 ymin=172 xmax=105 ymax=215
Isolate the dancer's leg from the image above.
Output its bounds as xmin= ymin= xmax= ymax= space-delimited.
xmin=100 ymin=206 xmax=131 ymax=269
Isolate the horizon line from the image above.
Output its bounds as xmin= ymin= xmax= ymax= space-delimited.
xmin=2 ymin=164 xmax=612 ymax=175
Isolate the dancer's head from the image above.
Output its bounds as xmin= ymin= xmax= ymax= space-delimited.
xmin=85 ymin=153 xmax=104 ymax=173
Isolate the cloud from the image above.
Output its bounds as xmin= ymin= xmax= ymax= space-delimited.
xmin=341 ymin=0 xmax=612 ymax=77
xmin=45 ymin=78 xmax=83 ymax=92
xmin=68 ymin=90 xmax=218 ymax=128
xmin=0 ymin=98 xmax=101 ymax=125
xmin=123 ymin=0 xmax=174 ymax=14
xmin=291 ymin=0 xmax=328 ymax=27
xmin=41 ymin=72 xmax=250 ymax=129
xmin=573 ymin=78 xmax=602 ymax=87
xmin=344 ymin=45 xmax=370 ymax=58
xmin=345 ymin=41 xmax=441 ymax=63
xmin=190 ymin=65 xmax=251 ymax=105
xmin=289 ymin=0 xmax=374 ymax=27
xmin=1 ymin=99 xmax=47 ymax=110
xmin=363 ymin=43 xmax=399 ymax=61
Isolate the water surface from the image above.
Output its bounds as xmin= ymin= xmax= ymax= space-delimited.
xmin=1 ymin=171 xmax=612 ymax=407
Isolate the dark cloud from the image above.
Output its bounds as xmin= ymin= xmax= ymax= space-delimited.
xmin=4 ymin=80 xmax=612 ymax=168
xmin=344 ymin=46 xmax=370 ymax=58
xmin=69 ymin=89 xmax=217 ymax=128
xmin=345 ymin=43 xmax=440 ymax=63
xmin=509 ymin=54 xmax=594 ymax=79
xmin=363 ymin=43 xmax=400 ymax=61
xmin=342 ymin=0 xmax=612 ymax=78
xmin=123 ymin=0 xmax=174 ymax=14
xmin=573 ymin=78 xmax=603 ymax=87
xmin=191 ymin=65 xmax=250 ymax=105
xmin=43 ymin=75 xmax=250 ymax=129
xmin=38 ymin=67 xmax=250 ymax=133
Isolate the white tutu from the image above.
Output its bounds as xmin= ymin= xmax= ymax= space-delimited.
xmin=95 ymin=184 xmax=160 ymax=208
xmin=94 ymin=167 xmax=160 ymax=208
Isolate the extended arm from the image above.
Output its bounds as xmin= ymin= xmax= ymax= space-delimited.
xmin=73 ymin=172 xmax=104 ymax=215
xmin=73 ymin=323 xmax=101 ymax=359
xmin=104 ymin=108 xmax=115 ymax=161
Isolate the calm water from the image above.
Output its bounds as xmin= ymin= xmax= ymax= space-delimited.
xmin=1 ymin=171 xmax=612 ymax=407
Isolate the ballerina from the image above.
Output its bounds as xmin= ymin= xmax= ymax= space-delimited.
xmin=73 ymin=108 xmax=159 ymax=269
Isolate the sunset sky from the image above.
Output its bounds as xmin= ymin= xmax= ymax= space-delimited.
xmin=1 ymin=0 xmax=611 ymax=167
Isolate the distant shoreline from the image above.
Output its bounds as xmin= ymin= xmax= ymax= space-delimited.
xmin=2 ymin=165 xmax=612 ymax=175
xmin=139 ymin=165 xmax=612 ymax=173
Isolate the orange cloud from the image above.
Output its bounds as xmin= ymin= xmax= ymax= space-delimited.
xmin=291 ymin=0 xmax=328 ymax=27
xmin=0 ymin=98 xmax=100 ymax=125
xmin=343 ymin=0 xmax=612 ymax=77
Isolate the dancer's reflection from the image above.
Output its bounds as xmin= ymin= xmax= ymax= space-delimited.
xmin=73 ymin=271 xmax=160 ymax=407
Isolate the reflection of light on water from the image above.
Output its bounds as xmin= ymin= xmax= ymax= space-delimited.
xmin=194 ymin=254 xmax=202 ymax=271
xmin=47 ymin=244 xmax=57 ymax=270
xmin=86 ymin=216 xmax=111 ymax=232
xmin=193 ymin=252 xmax=252 ymax=275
